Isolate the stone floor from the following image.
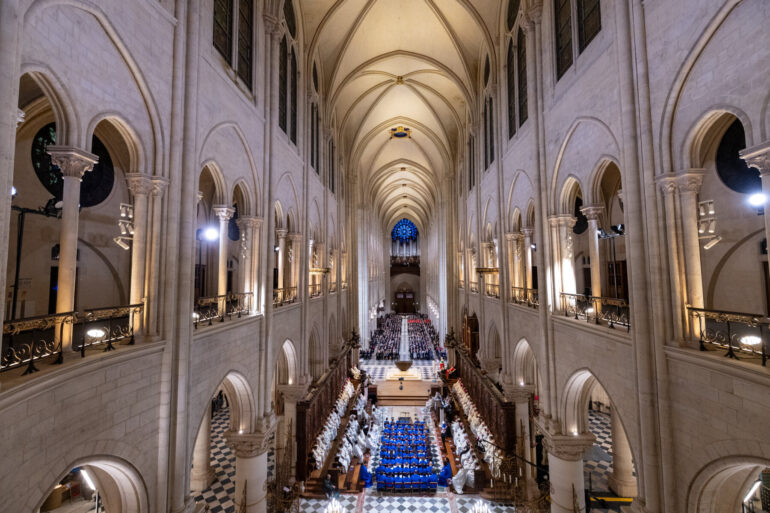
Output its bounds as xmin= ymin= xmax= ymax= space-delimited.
xmin=360 ymin=359 xmax=440 ymax=381
xmin=584 ymin=409 xmax=636 ymax=512
xmin=298 ymin=491 xmax=518 ymax=513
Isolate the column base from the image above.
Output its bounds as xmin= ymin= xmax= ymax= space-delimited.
xmin=608 ymin=474 xmax=638 ymax=498
xmin=174 ymin=497 xmax=207 ymax=513
xmin=190 ymin=465 xmax=216 ymax=493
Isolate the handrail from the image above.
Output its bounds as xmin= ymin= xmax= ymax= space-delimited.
xmin=687 ymin=305 xmax=768 ymax=366
xmin=510 ymin=286 xmax=539 ymax=308
xmin=560 ymin=292 xmax=630 ymax=331
xmin=485 ymin=282 xmax=500 ymax=298
xmin=193 ymin=293 xmax=253 ymax=327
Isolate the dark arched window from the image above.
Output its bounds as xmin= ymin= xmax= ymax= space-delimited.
xmin=483 ymin=100 xmax=489 ymax=169
xmin=507 ymin=0 xmax=520 ymax=31
xmin=213 ymin=0 xmax=233 ymax=64
xmin=487 ymin=97 xmax=495 ymax=166
xmin=577 ymin=0 xmax=601 ymax=52
xmin=278 ymin=37 xmax=287 ymax=132
xmin=283 ymin=0 xmax=296 ymax=39
xmin=517 ymin=29 xmax=528 ymax=126
xmin=329 ymin=139 xmax=335 ymax=194
xmin=554 ymin=0 xmax=572 ymax=79
xmin=573 ymin=196 xmax=588 ymax=235
xmin=236 ymin=0 xmax=253 ymax=88
xmin=290 ymin=49 xmax=298 ymax=144
xmin=507 ymin=42 xmax=516 ymax=139
xmin=31 ymin=122 xmax=115 ymax=208
xmin=716 ymin=119 xmax=759 ymax=194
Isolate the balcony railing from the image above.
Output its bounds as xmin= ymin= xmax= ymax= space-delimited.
xmin=510 ymin=287 xmax=539 ymax=308
xmin=485 ymin=283 xmax=500 ymax=298
xmin=469 ymin=282 xmax=479 ymax=293
xmin=341 ymin=282 xmax=348 ymax=290
xmin=273 ymin=287 xmax=298 ymax=307
xmin=193 ymin=293 xmax=253 ymax=328
xmin=560 ymin=293 xmax=631 ymax=332
xmin=329 ymin=282 xmax=337 ymax=293
xmin=308 ymin=283 xmax=322 ymax=298
xmin=1 ymin=303 xmax=143 ymax=375
xmin=687 ymin=305 xmax=768 ymax=366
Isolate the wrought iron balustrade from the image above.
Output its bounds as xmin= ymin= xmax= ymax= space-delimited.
xmin=2 ymin=303 xmax=144 ymax=375
xmin=273 ymin=287 xmax=298 ymax=307
xmin=193 ymin=293 xmax=253 ymax=327
xmin=560 ymin=293 xmax=630 ymax=331
xmin=308 ymin=283 xmax=322 ymax=298
xmin=329 ymin=282 xmax=337 ymax=293
xmin=469 ymin=282 xmax=479 ymax=293
xmin=341 ymin=282 xmax=348 ymax=289
xmin=687 ymin=305 xmax=768 ymax=366
xmin=510 ymin=287 xmax=539 ymax=308
xmin=485 ymin=282 xmax=500 ymax=298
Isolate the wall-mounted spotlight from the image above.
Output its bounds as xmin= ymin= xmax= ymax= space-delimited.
xmin=203 ymin=226 xmax=219 ymax=241
xmin=10 ymin=186 xmax=16 ymax=198
xmin=748 ymin=192 xmax=766 ymax=207
xmin=274 ymin=245 xmax=280 ymax=252
xmin=703 ymin=236 xmax=722 ymax=250
xmin=113 ymin=236 xmax=131 ymax=250
xmin=119 ymin=202 xmax=134 ymax=219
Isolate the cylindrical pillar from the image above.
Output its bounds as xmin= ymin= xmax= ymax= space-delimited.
xmin=147 ymin=178 xmax=168 ymax=337
xmin=277 ymin=229 xmax=287 ymax=292
xmin=47 ymin=147 xmax=98 ymax=351
xmin=126 ymin=173 xmax=152 ymax=335
xmin=522 ymin=228 xmax=534 ymax=290
xmin=289 ymin=233 xmax=302 ymax=298
xmin=214 ymin=206 xmax=235 ymax=315
xmin=226 ymin=431 xmax=273 ymax=513
xmin=543 ymin=434 xmax=594 ymax=513
xmin=190 ymin=404 xmax=215 ymax=492
xmin=581 ymin=206 xmax=604 ymax=305
xmin=676 ymin=172 xmax=705 ymax=312
xmin=608 ymin=407 xmax=637 ymax=497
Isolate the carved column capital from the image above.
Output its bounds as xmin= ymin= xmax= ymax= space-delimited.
xmin=225 ymin=426 xmax=276 ymax=458
xmin=740 ymin=141 xmax=770 ymax=175
xmin=47 ymin=146 xmax=98 ymax=178
xmin=16 ymin=108 xmax=25 ymax=127
xmin=502 ymin=384 xmax=535 ymax=403
xmin=263 ymin=14 xmax=281 ymax=40
xmin=151 ymin=177 xmax=169 ymax=198
xmin=541 ymin=432 xmax=596 ymax=461
xmin=213 ymin=205 xmax=235 ymax=221
xmin=656 ymin=176 xmax=678 ymax=195
xmin=276 ymin=228 xmax=288 ymax=239
xmin=196 ymin=191 xmax=204 ymax=204
xmin=277 ymin=384 xmax=309 ymax=403
xmin=580 ymin=205 xmax=604 ymax=221
xmin=125 ymin=173 xmax=153 ymax=196
xmin=237 ymin=215 xmax=261 ymax=230
xmin=522 ymin=228 xmax=534 ymax=238
xmin=288 ymin=232 xmax=302 ymax=242
xmin=526 ymin=0 xmax=544 ymax=25
xmin=674 ymin=169 xmax=705 ymax=194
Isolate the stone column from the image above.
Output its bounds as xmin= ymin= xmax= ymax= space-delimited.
xmin=213 ymin=206 xmax=235 ymax=314
xmin=47 ymin=146 xmax=98 ymax=351
xmin=316 ymin=242 xmax=326 ymax=294
xmin=675 ymin=171 xmax=705 ymax=321
xmin=657 ymin=177 xmax=686 ymax=342
xmin=251 ymin=218 xmax=263 ymax=312
xmin=190 ymin=404 xmax=215 ymax=492
xmin=522 ymin=228 xmax=534 ymax=290
xmin=277 ymin=384 xmax=307 ymax=481
xmin=513 ymin=233 xmax=524 ymax=289
xmin=276 ymin=229 xmax=288 ymax=292
xmin=307 ymin=238 xmax=315 ymax=295
xmin=581 ymin=205 xmax=604 ymax=303
xmin=237 ymin=217 xmax=259 ymax=300
xmin=543 ymin=433 xmax=596 ymax=513
xmin=126 ymin=173 xmax=152 ymax=336
xmin=608 ymin=407 xmax=637 ymax=497
xmin=505 ymin=386 xmax=535 ymax=477
xmin=554 ymin=215 xmax=577 ymax=305
xmin=504 ymin=233 xmax=516 ymax=296
xmin=741 ymin=142 xmax=770 ymax=256
xmin=225 ymin=427 xmax=276 ymax=513
xmin=146 ymin=178 xmax=168 ymax=337
xmin=288 ymin=233 xmax=302 ymax=298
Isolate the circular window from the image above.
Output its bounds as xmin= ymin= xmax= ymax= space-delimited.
xmin=715 ymin=119 xmax=759 ymax=194
xmin=30 ymin=123 xmax=115 ymax=208
xmin=392 ymin=218 xmax=418 ymax=243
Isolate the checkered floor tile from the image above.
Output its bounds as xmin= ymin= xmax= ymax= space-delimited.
xmin=193 ymin=407 xmax=236 ymax=513
xmin=362 ymin=494 xmax=452 ymax=513
xmin=455 ymin=496 xmax=517 ymax=513
xmin=299 ymin=494 xmax=359 ymax=513
xmin=584 ymin=410 xmax=613 ymax=493
xmin=360 ymin=359 xmax=439 ymax=381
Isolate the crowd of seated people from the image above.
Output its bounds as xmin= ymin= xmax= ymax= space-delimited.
xmin=375 ymin=418 xmax=438 ymax=492
xmin=310 ymin=379 xmax=357 ymax=470
xmin=364 ymin=315 xmax=402 ymax=360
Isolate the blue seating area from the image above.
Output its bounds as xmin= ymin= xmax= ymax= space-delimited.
xmin=374 ymin=418 xmax=438 ymax=493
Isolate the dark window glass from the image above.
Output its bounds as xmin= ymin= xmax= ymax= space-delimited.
xmin=488 ymin=97 xmax=495 ymax=165
xmin=577 ymin=0 xmax=601 ymax=52
xmin=278 ymin=37 xmax=287 ymax=133
xmin=228 ymin=204 xmax=240 ymax=241
xmin=507 ymin=0 xmax=520 ymax=31
xmin=310 ymin=103 xmax=316 ymax=169
xmin=313 ymin=63 xmax=319 ymax=93
xmin=507 ymin=42 xmax=516 ymax=139
xmin=213 ymin=0 xmax=233 ymax=63
xmin=483 ymin=56 xmax=490 ymax=87
xmin=573 ymin=196 xmax=588 ymax=234
xmin=290 ymin=49 xmax=298 ymax=144
xmin=468 ymin=136 xmax=475 ymax=191
xmin=315 ymin=107 xmax=320 ymax=173
xmin=237 ymin=0 xmax=253 ymax=88
xmin=283 ymin=0 xmax=297 ymax=38
xmin=330 ymin=140 xmax=335 ymax=193
xmin=716 ymin=119 xmax=759 ymax=194
xmin=483 ymin=101 xmax=489 ymax=169
xmin=517 ymin=29 xmax=528 ymax=126
xmin=554 ymin=0 xmax=573 ymax=79
xmin=31 ymin=123 xmax=114 ymax=208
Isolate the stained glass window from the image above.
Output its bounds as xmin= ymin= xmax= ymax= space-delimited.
xmin=555 ymin=0 xmax=573 ymax=79
xmin=290 ymin=49 xmax=298 ymax=144
xmin=517 ymin=29 xmax=528 ymax=126
xmin=507 ymin=0 xmax=520 ymax=31
xmin=577 ymin=0 xmax=601 ymax=52
xmin=283 ymin=0 xmax=296 ymax=38
xmin=213 ymin=0 xmax=233 ymax=63
xmin=237 ymin=0 xmax=253 ymax=88
xmin=392 ymin=219 xmax=419 ymax=243
xmin=279 ymin=37 xmax=287 ymax=133
xmin=507 ymin=41 xmax=516 ymax=139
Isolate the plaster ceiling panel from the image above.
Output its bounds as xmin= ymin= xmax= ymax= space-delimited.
xmin=368 ymin=138 xmax=435 ymax=173
xmin=314 ymin=0 xmax=371 ymax=85
xmin=334 ymin=75 xmax=391 ymax=128
xmin=330 ymin=0 xmax=469 ymax=94
xmin=430 ymin=0 xmax=486 ymax=77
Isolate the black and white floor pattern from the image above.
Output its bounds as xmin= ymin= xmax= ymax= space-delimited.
xmin=360 ymin=359 xmax=439 ymax=381
xmin=584 ymin=409 xmax=613 ymax=493
xmin=193 ymin=407 xmax=236 ymax=513
xmin=299 ymin=494 xmax=359 ymax=513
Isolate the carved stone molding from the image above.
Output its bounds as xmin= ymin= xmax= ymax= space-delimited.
xmin=502 ymin=384 xmax=535 ymax=403
xmin=277 ymin=384 xmax=309 ymax=403
xmin=151 ymin=177 xmax=169 ymax=198
xmin=276 ymin=228 xmax=288 ymax=239
xmin=656 ymin=176 xmax=678 ymax=196
xmin=237 ymin=215 xmax=262 ymax=230
xmin=580 ymin=205 xmax=604 ymax=221
xmin=522 ymin=228 xmax=534 ymax=238
xmin=125 ymin=173 xmax=153 ymax=196
xmin=740 ymin=141 xmax=770 ymax=175
xmin=674 ymin=169 xmax=705 ymax=194
xmin=225 ymin=425 xmax=276 ymax=458
xmin=541 ymin=432 xmax=596 ymax=461
xmin=46 ymin=146 xmax=98 ymax=178
xmin=213 ymin=205 xmax=235 ymax=221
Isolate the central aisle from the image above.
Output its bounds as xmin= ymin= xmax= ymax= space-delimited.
xmin=399 ymin=316 xmax=409 ymax=360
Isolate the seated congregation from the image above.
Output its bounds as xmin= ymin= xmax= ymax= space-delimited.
xmin=374 ymin=418 xmax=439 ymax=492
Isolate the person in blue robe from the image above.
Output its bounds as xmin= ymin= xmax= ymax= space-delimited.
xmin=438 ymin=458 xmax=453 ymax=486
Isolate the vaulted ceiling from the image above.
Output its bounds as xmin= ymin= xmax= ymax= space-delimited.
xmin=302 ymin=0 xmax=499 ymax=232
